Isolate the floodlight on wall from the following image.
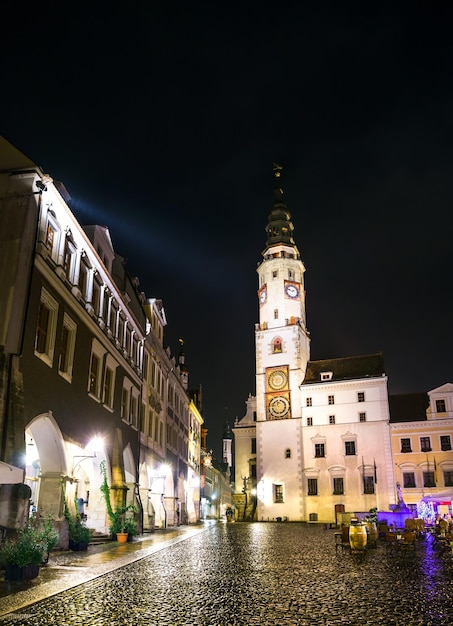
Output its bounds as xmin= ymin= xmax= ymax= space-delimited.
xmin=72 ymin=437 xmax=103 ymax=474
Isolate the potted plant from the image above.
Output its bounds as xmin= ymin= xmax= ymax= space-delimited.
xmin=63 ymin=497 xmax=92 ymax=551
xmin=123 ymin=516 xmax=138 ymax=541
xmin=100 ymin=461 xmax=138 ymax=541
xmin=0 ymin=518 xmax=49 ymax=581
xmin=36 ymin=513 xmax=59 ymax=563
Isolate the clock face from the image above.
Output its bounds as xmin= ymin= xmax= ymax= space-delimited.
xmin=259 ymin=287 xmax=267 ymax=304
xmin=268 ymin=395 xmax=290 ymax=418
xmin=285 ymin=283 xmax=300 ymax=299
xmin=268 ymin=370 xmax=288 ymax=391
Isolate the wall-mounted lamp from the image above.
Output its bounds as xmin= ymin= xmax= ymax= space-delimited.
xmin=72 ymin=437 xmax=103 ymax=474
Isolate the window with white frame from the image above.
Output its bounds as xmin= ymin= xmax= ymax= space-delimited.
xmin=359 ymin=412 xmax=366 ymax=422
xmin=314 ymin=443 xmax=325 ymax=458
xmin=35 ymin=288 xmax=59 ymax=366
xmin=273 ymin=484 xmax=284 ymax=503
xmin=103 ymin=354 xmax=118 ymax=410
xmin=444 ymin=470 xmax=453 ymax=487
xmin=62 ymin=237 xmax=76 ymax=281
xmin=306 ymin=397 xmax=312 ymax=407
xmin=420 ymin=437 xmax=431 ymax=452
xmin=363 ymin=475 xmax=374 ymax=494
xmin=333 ymin=477 xmax=344 ymax=495
xmin=130 ymin=388 xmax=139 ymax=428
xmin=121 ymin=382 xmax=131 ymax=422
xmin=328 ymin=395 xmax=335 ymax=405
xmin=88 ymin=339 xmax=106 ymax=400
xmin=44 ymin=211 xmax=60 ymax=261
xmin=403 ymin=472 xmax=416 ymax=488
xmin=401 ymin=438 xmax=412 ymax=453
xmin=436 ymin=399 xmax=446 ymax=413
xmin=344 ymin=440 xmax=356 ymax=456
xmin=58 ymin=313 xmax=77 ymax=381
xmin=307 ymin=478 xmax=318 ymax=496
xmin=78 ymin=258 xmax=89 ymax=300
xmin=423 ymin=471 xmax=435 ymax=488
xmin=441 ymin=435 xmax=452 ymax=451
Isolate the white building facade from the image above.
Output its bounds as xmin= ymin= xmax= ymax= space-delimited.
xmin=234 ymin=165 xmax=397 ymax=524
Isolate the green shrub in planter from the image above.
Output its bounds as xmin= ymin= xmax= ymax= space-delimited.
xmin=63 ymin=495 xmax=93 ymax=549
xmin=0 ymin=522 xmax=48 ymax=568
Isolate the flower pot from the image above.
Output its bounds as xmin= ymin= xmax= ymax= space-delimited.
xmin=116 ymin=532 xmax=128 ymax=543
xmin=69 ymin=540 xmax=89 ymax=551
xmin=4 ymin=563 xmax=40 ymax=582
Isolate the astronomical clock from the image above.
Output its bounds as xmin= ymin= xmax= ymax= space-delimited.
xmin=266 ymin=366 xmax=291 ymax=420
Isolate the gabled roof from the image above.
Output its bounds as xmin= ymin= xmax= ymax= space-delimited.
xmin=302 ymin=353 xmax=385 ymax=385
xmin=0 ymin=134 xmax=39 ymax=172
xmin=389 ymin=392 xmax=429 ymax=423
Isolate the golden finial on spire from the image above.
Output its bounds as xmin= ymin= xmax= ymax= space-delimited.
xmin=273 ymin=162 xmax=283 ymax=178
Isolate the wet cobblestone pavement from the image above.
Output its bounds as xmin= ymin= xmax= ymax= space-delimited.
xmin=1 ymin=523 xmax=453 ymax=625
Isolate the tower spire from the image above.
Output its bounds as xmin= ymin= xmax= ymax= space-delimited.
xmin=264 ymin=163 xmax=296 ymax=250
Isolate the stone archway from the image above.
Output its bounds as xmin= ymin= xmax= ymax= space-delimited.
xmin=25 ymin=413 xmax=108 ymax=534
xmin=25 ymin=412 xmax=67 ymax=518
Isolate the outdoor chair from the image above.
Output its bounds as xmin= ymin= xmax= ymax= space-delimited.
xmin=400 ymin=531 xmax=416 ymax=550
xmin=385 ymin=532 xmax=400 ymax=550
xmin=335 ymin=525 xmax=350 ymax=552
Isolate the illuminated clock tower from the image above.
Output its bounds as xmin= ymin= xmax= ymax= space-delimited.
xmin=255 ymin=163 xmax=310 ymax=520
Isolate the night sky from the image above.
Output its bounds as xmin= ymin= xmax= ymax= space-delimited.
xmin=2 ymin=3 xmax=452 ymax=459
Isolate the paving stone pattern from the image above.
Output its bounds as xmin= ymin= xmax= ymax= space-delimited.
xmin=1 ymin=523 xmax=452 ymax=626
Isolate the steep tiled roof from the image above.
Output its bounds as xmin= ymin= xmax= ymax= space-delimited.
xmin=389 ymin=392 xmax=429 ymax=423
xmin=302 ymin=353 xmax=385 ymax=384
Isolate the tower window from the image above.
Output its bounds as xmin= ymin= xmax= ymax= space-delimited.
xmin=307 ymin=417 xmax=313 ymax=426
xmin=273 ymin=484 xmax=284 ymax=503
xmin=306 ymin=397 xmax=312 ymax=407
xmin=359 ymin=412 xmax=366 ymax=422
xmin=272 ymin=270 xmax=278 ymax=278
xmin=272 ymin=338 xmax=282 ymax=353
xmin=307 ymin=478 xmax=318 ymax=496
xmin=328 ymin=395 xmax=335 ymax=405
xmin=285 ymin=448 xmax=291 ymax=458
xmin=274 ymin=309 xmax=278 ymax=319
xmin=329 ymin=415 xmax=335 ymax=425
xmin=358 ymin=392 xmax=365 ymax=402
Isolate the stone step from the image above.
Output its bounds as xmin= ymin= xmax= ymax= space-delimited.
xmin=89 ymin=533 xmax=111 ymax=545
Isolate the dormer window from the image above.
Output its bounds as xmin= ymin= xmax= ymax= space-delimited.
xmin=321 ymin=372 xmax=333 ymax=381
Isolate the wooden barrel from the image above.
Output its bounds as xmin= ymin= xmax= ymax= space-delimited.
xmin=365 ymin=521 xmax=378 ymax=546
xmin=349 ymin=523 xmax=367 ymax=550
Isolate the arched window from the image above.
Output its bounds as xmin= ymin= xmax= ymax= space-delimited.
xmin=272 ymin=337 xmax=282 ymax=353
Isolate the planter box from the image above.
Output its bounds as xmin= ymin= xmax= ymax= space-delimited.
xmin=4 ymin=563 xmax=40 ymax=582
xmin=69 ymin=540 xmax=89 ymax=551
